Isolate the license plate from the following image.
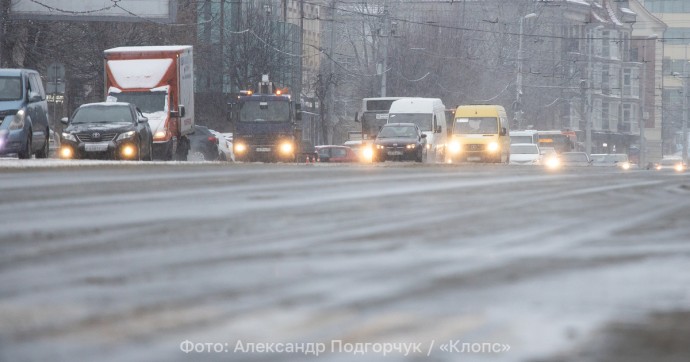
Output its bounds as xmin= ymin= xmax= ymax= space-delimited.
xmin=387 ymin=151 xmax=403 ymax=156
xmin=85 ymin=143 xmax=108 ymax=152
xmin=256 ymin=147 xmax=271 ymax=152
xmin=467 ymin=156 xmax=481 ymax=161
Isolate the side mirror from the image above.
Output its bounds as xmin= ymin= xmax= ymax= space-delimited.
xmin=500 ymin=127 xmax=507 ymax=136
xmin=171 ymin=105 xmax=186 ymax=118
xmin=354 ymin=112 xmax=360 ymax=123
xmin=138 ymin=117 xmax=148 ymax=123
xmin=421 ymin=134 xmax=427 ymax=138
xmin=60 ymin=117 xmax=69 ymax=125
xmin=435 ymin=125 xmax=442 ymax=134
xmin=29 ymin=92 xmax=42 ymax=103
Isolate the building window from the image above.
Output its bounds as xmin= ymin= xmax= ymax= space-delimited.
xmin=602 ymin=31 xmax=610 ymax=58
xmin=622 ymin=67 xmax=640 ymax=98
xmin=602 ymin=64 xmax=610 ymax=94
xmin=602 ymin=101 xmax=610 ymax=130
xmin=621 ymin=103 xmax=638 ymax=133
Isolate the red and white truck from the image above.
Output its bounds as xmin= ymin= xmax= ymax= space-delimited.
xmin=104 ymin=46 xmax=194 ymax=160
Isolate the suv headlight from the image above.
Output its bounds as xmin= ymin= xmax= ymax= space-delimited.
xmin=279 ymin=141 xmax=294 ymax=154
xmin=488 ymin=142 xmax=499 ymax=152
xmin=117 ymin=131 xmax=136 ymax=141
xmin=9 ymin=110 xmax=26 ymax=130
xmin=61 ymin=132 xmax=77 ymax=142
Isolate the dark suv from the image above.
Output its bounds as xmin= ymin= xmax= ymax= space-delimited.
xmin=60 ymin=102 xmax=153 ymax=160
xmin=373 ymin=123 xmax=427 ymax=162
xmin=0 ymin=68 xmax=50 ymax=159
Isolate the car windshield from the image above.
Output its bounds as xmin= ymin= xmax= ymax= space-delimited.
xmin=71 ymin=105 xmax=133 ymax=124
xmin=510 ymin=145 xmax=539 ymax=154
xmin=562 ymin=153 xmax=589 ymax=162
xmin=378 ymin=126 xmax=417 ymax=139
xmin=0 ymin=76 xmax=22 ymax=101
xmin=387 ymin=114 xmax=433 ymax=131
xmin=108 ymin=91 xmax=166 ymax=114
xmin=454 ymin=117 xmax=498 ymax=134
xmin=239 ymin=100 xmax=290 ymax=122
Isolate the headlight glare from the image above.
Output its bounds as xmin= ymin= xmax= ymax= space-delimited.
xmin=546 ymin=157 xmax=560 ymax=169
xmin=362 ymin=147 xmax=373 ymax=161
xmin=121 ymin=144 xmax=137 ymax=158
xmin=449 ymin=141 xmax=461 ymax=154
xmin=488 ymin=142 xmax=499 ymax=152
xmin=280 ymin=142 xmax=293 ymax=154
xmin=59 ymin=146 xmax=73 ymax=159
xmin=234 ymin=143 xmax=247 ymax=153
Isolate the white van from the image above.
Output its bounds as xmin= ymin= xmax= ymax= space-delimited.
xmin=509 ymin=130 xmax=539 ymax=145
xmin=387 ymin=98 xmax=447 ymax=162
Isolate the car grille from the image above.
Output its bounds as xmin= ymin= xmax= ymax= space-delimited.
xmin=383 ymin=146 xmax=406 ymax=151
xmin=76 ymin=132 xmax=118 ymax=142
xmin=464 ymin=144 xmax=485 ymax=151
xmin=241 ymin=134 xmax=289 ymax=146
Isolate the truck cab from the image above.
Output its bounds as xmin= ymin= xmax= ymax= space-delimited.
xmin=229 ymin=76 xmax=302 ymax=162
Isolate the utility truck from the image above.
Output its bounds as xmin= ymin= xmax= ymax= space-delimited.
xmin=104 ymin=46 xmax=194 ymax=160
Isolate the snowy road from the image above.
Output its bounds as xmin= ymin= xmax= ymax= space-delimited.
xmin=1 ymin=161 xmax=689 ymax=362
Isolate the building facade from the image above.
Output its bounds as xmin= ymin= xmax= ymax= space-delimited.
xmin=639 ymin=0 xmax=690 ymax=157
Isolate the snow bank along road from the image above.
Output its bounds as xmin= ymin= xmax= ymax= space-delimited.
xmin=1 ymin=162 xmax=689 ymax=362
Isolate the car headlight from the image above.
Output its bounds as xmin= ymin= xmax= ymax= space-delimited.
xmin=362 ymin=146 xmax=373 ymax=160
xmin=376 ymin=144 xmax=385 ymax=150
xmin=59 ymin=146 xmax=74 ymax=159
xmin=406 ymin=144 xmax=416 ymax=149
xmin=234 ymin=143 xmax=247 ymax=153
xmin=620 ymin=162 xmax=630 ymax=170
xmin=675 ymin=164 xmax=685 ymax=172
xmin=120 ymin=144 xmax=137 ymax=158
xmin=153 ymin=130 xmax=170 ymax=141
xmin=487 ymin=142 xmax=499 ymax=152
xmin=9 ymin=110 xmax=26 ymax=130
xmin=61 ymin=132 xmax=77 ymax=142
xmin=280 ymin=142 xmax=293 ymax=154
xmin=117 ymin=131 xmax=136 ymax=141
xmin=545 ymin=157 xmax=560 ymax=169
xmin=449 ymin=141 xmax=461 ymax=154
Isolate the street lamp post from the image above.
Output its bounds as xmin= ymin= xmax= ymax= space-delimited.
xmin=639 ymin=35 xmax=657 ymax=169
xmin=681 ymin=45 xmax=688 ymax=165
xmin=586 ymin=25 xmax=604 ymax=155
xmin=515 ymin=13 xmax=537 ymax=129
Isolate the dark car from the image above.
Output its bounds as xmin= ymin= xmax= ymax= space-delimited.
xmin=59 ymin=102 xmax=153 ymax=160
xmin=560 ymin=152 xmax=592 ymax=167
xmin=188 ymin=125 xmax=220 ymax=161
xmin=373 ymin=123 xmax=427 ymax=162
xmin=0 ymin=68 xmax=50 ymax=159
xmin=316 ymin=145 xmax=358 ymax=163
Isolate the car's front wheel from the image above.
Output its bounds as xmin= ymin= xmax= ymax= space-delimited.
xmin=35 ymin=128 xmax=49 ymax=159
xmin=18 ymin=133 xmax=32 ymax=159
